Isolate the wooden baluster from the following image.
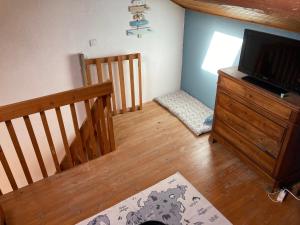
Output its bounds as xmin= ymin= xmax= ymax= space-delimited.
xmin=0 ymin=145 xmax=18 ymax=190
xmin=23 ymin=115 xmax=48 ymax=178
xmin=108 ymin=57 xmax=117 ymax=114
xmin=92 ymin=100 xmax=105 ymax=156
xmin=5 ymin=120 xmax=33 ymax=184
xmin=129 ymin=54 xmax=136 ymax=111
xmin=40 ymin=111 xmax=61 ymax=173
xmin=85 ymin=64 xmax=95 ymax=106
xmin=96 ymin=59 xmax=104 ymax=84
xmin=105 ymin=95 xmax=116 ymax=151
xmin=97 ymin=98 xmax=109 ymax=154
xmin=118 ymin=56 xmax=127 ymax=113
xmin=85 ymin=64 xmax=92 ymax=86
xmin=55 ymin=107 xmax=73 ymax=167
xmin=84 ymin=100 xmax=99 ymax=159
xmin=137 ymin=53 xmax=143 ymax=110
xmin=70 ymin=104 xmax=87 ymax=163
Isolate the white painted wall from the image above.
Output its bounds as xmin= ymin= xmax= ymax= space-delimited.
xmin=0 ymin=0 xmax=185 ymax=193
xmin=0 ymin=0 xmax=184 ymax=105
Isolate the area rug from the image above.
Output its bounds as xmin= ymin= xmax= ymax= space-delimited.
xmin=154 ymin=91 xmax=213 ymax=136
xmin=77 ymin=172 xmax=232 ymax=225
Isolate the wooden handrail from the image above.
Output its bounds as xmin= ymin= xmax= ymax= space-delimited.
xmin=0 ymin=82 xmax=113 ymax=122
xmin=84 ymin=53 xmax=140 ymax=65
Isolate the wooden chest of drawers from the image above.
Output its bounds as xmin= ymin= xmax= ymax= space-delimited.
xmin=210 ymin=67 xmax=300 ymax=188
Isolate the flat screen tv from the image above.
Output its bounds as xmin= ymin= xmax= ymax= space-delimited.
xmin=238 ymin=29 xmax=300 ymax=95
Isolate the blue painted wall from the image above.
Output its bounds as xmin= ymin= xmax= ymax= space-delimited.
xmin=181 ymin=10 xmax=300 ymax=109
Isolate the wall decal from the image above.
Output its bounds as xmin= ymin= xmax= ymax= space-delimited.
xmin=127 ymin=0 xmax=152 ymax=38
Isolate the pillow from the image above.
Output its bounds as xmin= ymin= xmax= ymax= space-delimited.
xmin=204 ymin=114 xmax=214 ymax=126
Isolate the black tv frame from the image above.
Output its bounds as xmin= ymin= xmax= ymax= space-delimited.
xmin=238 ymin=29 xmax=300 ymax=95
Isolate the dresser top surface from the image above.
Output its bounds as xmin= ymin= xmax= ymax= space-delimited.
xmin=219 ymin=67 xmax=300 ymax=110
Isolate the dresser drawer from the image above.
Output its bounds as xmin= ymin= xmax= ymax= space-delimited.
xmin=214 ymin=120 xmax=276 ymax=174
xmin=215 ymin=104 xmax=281 ymax=158
xmin=217 ymin=92 xmax=286 ymax=145
xmin=219 ymin=75 xmax=292 ymax=120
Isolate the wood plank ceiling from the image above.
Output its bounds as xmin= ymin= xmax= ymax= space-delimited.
xmin=172 ymin=0 xmax=300 ymax=32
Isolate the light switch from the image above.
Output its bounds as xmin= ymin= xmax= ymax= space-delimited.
xmin=89 ymin=39 xmax=97 ymax=47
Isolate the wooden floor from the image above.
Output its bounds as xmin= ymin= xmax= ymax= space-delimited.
xmin=114 ymin=101 xmax=300 ymax=225
xmin=1 ymin=101 xmax=299 ymax=225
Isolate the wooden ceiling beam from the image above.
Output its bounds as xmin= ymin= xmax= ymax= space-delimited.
xmin=192 ymin=0 xmax=300 ymax=17
xmin=172 ymin=0 xmax=300 ymax=33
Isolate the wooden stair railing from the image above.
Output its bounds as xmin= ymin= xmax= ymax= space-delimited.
xmin=0 ymin=82 xmax=115 ymax=193
xmin=60 ymin=95 xmax=116 ymax=170
xmin=79 ymin=53 xmax=143 ymax=115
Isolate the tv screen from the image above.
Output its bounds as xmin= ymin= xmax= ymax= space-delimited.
xmin=238 ymin=29 xmax=300 ymax=95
